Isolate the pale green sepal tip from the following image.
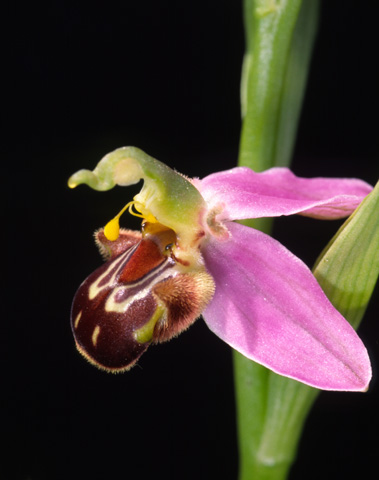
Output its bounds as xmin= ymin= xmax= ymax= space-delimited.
xmin=68 ymin=146 xmax=147 ymax=191
xmin=68 ymin=169 xmax=116 ymax=191
xmin=314 ymin=179 xmax=379 ymax=330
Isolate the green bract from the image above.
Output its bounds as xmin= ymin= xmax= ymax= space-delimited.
xmin=314 ymin=179 xmax=379 ymax=330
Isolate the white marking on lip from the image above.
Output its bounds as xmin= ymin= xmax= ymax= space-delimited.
xmin=105 ymin=267 xmax=176 ymax=314
xmin=92 ymin=325 xmax=101 ymax=347
xmin=88 ymin=247 xmax=136 ymax=300
xmin=74 ymin=311 xmax=82 ymax=329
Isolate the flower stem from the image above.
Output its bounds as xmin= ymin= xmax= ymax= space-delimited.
xmin=239 ymin=0 xmax=319 ymax=170
xmin=235 ymin=1 xmax=320 ymax=479
xmin=234 ymin=352 xmax=319 ymax=480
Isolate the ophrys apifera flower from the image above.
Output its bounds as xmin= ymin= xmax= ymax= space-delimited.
xmin=68 ymin=147 xmax=372 ymax=391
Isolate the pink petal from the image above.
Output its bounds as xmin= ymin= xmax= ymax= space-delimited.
xmin=195 ymin=167 xmax=372 ymax=220
xmin=201 ymin=222 xmax=371 ymax=391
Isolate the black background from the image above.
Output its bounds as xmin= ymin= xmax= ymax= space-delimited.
xmin=4 ymin=1 xmax=379 ymax=479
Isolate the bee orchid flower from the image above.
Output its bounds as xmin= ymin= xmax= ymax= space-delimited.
xmin=68 ymin=147 xmax=372 ymax=391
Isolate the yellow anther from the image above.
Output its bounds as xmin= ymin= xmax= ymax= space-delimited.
xmin=104 ymin=201 xmax=133 ymax=241
xmin=143 ymin=212 xmax=158 ymax=223
xmin=132 ymin=202 xmax=158 ymax=223
xmin=104 ymin=217 xmax=121 ymax=241
xmin=103 ymin=201 xmax=158 ymax=241
xmin=127 ymin=203 xmax=145 ymax=219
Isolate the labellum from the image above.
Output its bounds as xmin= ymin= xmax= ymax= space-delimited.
xmin=71 ymin=222 xmax=215 ymax=372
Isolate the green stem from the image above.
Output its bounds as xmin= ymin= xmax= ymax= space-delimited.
xmin=240 ymin=0 xmax=302 ymax=170
xmin=234 ymin=355 xmax=319 ymax=480
xmin=235 ymin=1 xmax=320 ymax=479
xmin=240 ymin=0 xmax=319 ymax=170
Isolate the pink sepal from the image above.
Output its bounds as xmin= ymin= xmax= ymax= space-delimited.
xmin=196 ymin=167 xmax=372 ymax=220
xmin=202 ymin=222 xmax=371 ymax=391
